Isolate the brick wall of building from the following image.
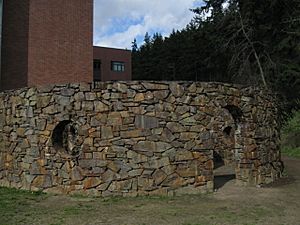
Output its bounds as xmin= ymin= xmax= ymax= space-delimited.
xmin=27 ymin=0 xmax=93 ymax=86
xmin=93 ymin=47 xmax=132 ymax=81
xmin=1 ymin=0 xmax=29 ymax=90
xmin=0 ymin=0 xmax=93 ymax=91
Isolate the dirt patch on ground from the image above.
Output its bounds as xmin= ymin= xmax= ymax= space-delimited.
xmin=1 ymin=156 xmax=299 ymax=225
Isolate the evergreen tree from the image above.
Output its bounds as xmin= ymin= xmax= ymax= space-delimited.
xmin=131 ymin=0 xmax=300 ymax=112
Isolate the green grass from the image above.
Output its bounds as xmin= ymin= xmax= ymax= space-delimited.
xmin=281 ymin=110 xmax=300 ymax=158
xmin=0 ymin=187 xmax=48 ymax=225
xmin=0 ymin=186 xmax=295 ymax=225
xmin=281 ymin=147 xmax=300 ymax=158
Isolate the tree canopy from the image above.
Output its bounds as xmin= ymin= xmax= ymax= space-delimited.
xmin=132 ymin=0 xmax=300 ymax=112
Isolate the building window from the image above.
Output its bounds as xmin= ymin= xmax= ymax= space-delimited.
xmin=111 ymin=61 xmax=125 ymax=72
xmin=94 ymin=59 xmax=101 ymax=70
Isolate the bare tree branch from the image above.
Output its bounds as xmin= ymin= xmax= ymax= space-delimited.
xmin=238 ymin=12 xmax=267 ymax=88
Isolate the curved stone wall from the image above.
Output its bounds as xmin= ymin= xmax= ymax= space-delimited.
xmin=0 ymin=81 xmax=281 ymax=196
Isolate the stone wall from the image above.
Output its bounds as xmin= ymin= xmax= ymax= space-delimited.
xmin=0 ymin=81 xmax=282 ymax=196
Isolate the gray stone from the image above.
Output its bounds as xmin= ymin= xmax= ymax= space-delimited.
xmin=154 ymin=90 xmax=169 ymax=99
xmin=175 ymin=105 xmax=190 ymax=115
xmin=82 ymin=101 xmax=94 ymax=111
xmin=142 ymin=83 xmax=169 ymax=90
xmin=57 ymin=96 xmax=70 ymax=106
xmin=166 ymin=122 xmax=185 ymax=133
xmin=169 ymin=83 xmax=184 ymax=97
xmin=85 ymin=92 xmax=97 ymax=101
xmin=135 ymin=115 xmax=159 ymax=129
xmin=161 ymin=128 xmax=176 ymax=142
xmin=71 ymin=167 xmax=84 ymax=181
xmin=128 ymin=169 xmax=143 ymax=177
xmin=113 ymin=83 xmax=128 ymax=93
xmin=61 ymin=88 xmax=75 ymax=96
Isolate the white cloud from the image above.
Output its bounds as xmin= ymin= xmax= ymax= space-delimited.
xmin=93 ymin=0 xmax=203 ymax=49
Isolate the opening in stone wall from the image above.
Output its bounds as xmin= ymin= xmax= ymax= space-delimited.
xmin=51 ymin=120 xmax=80 ymax=158
xmin=214 ymin=105 xmax=243 ymax=190
xmin=224 ymin=105 xmax=243 ymax=122
xmin=223 ymin=126 xmax=233 ymax=136
xmin=213 ymin=151 xmax=236 ymax=190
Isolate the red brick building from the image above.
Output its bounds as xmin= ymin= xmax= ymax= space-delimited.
xmin=93 ymin=46 xmax=132 ymax=82
xmin=0 ymin=0 xmax=131 ymax=91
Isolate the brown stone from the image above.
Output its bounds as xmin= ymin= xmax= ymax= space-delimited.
xmin=175 ymin=150 xmax=194 ymax=161
xmin=71 ymin=167 xmax=84 ymax=181
xmin=94 ymin=101 xmax=109 ymax=112
xmin=175 ymin=105 xmax=190 ymax=115
xmin=169 ymin=83 xmax=184 ymax=97
xmin=138 ymin=177 xmax=155 ymax=191
xmin=113 ymin=83 xmax=128 ymax=93
xmin=134 ymin=93 xmax=145 ymax=102
xmin=83 ymin=177 xmax=102 ymax=189
xmin=176 ymin=163 xmax=197 ymax=177
xmin=101 ymin=126 xmax=113 ymax=139
xmin=32 ymin=175 xmax=52 ymax=188
xmin=152 ymin=169 xmax=167 ymax=185
xmin=107 ymin=112 xmax=122 ymax=125
xmin=180 ymin=132 xmax=198 ymax=141
xmin=195 ymin=175 xmax=207 ymax=186
xmin=102 ymin=169 xmax=115 ymax=183
xmin=161 ymin=128 xmax=175 ymax=142
xmin=133 ymin=141 xmax=156 ymax=152
xmin=142 ymin=83 xmax=169 ymax=90
xmin=128 ymin=169 xmax=143 ymax=177
xmin=166 ymin=122 xmax=185 ymax=133
xmin=120 ymin=130 xmax=144 ymax=139
xmin=37 ymin=96 xmax=51 ymax=108
xmin=16 ymin=128 xmax=25 ymax=137
xmin=154 ymin=90 xmax=169 ymax=99
xmin=162 ymin=173 xmax=186 ymax=188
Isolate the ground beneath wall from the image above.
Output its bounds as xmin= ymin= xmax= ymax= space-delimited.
xmin=0 ymin=156 xmax=299 ymax=225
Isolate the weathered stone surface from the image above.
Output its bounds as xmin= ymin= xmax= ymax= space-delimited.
xmin=107 ymin=112 xmax=122 ymax=125
xmin=101 ymin=126 xmax=113 ymax=139
xmin=169 ymin=83 xmax=184 ymax=97
xmin=58 ymin=96 xmax=71 ymax=106
xmin=37 ymin=96 xmax=51 ymax=108
xmin=83 ymin=177 xmax=102 ymax=189
xmin=175 ymin=150 xmax=194 ymax=161
xmin=61 ymin=88 xmax=75 ymax=96
xmin=180 ymin=132 xmax=198 ymax=141
xmin=71 ymin=167 xmax=84 ymax=181
xmin=135 ymin=115 xmax=159 ymax=129
xmin=154 ymin=90 xmax=169 ymax=99
xmin=162 ymin=173 xmax=187 ymax=188
xmin=166 ymin=122 xmax=185 ymax=133
xmin=32 ymin=175 xmax=52 ymax=188
xmin=133 ymin=141 xmax=156 ymax=152
xmin=120 ymin=129 xmax=146 ymax=139
xmin=0 ymin=81 xmax=280 ymax=197
xmin=85 ymin=92 xmax=96 ymax=101
xmin=134 ymin=93 xmax=145 ymax=102
xmin=152 ymin=169 xmax=167 ymax=185
xmin=142 ymin=83 xmax=169 ymax=90
xmin=113 ymin=83 xmax=128 ymax=93
xmin=94 ymin=101 xmax=109 ymax=112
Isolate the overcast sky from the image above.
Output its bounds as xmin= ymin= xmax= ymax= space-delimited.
xmin=93 ymin=0 xmax=204 ymax=49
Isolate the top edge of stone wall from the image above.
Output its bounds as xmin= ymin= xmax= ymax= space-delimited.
xmin=0 ymin=81 xmax=271 ymax=95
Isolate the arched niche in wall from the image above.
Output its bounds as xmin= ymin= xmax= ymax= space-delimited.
xmin=51 ymin=120 xmax=81 ymax=158
xmin=224 ymin=105 xmax=243 ymax=123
